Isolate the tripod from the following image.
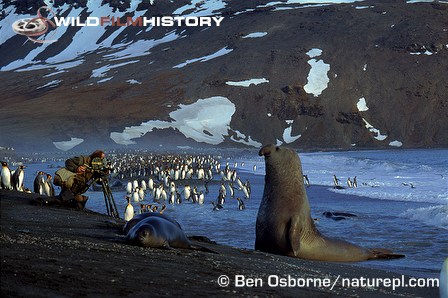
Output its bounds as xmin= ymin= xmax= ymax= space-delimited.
xmin=97 ymin=177 xmax=120 ymax=219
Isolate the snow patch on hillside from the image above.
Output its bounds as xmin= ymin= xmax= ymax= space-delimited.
xmin=111 ymin=96 xmax=236 ymax=145
xmin=53 ymin=137 xmax=84 ymax=151
xmin=304 ymin=48 xmax=330 ymax=97
xmin=226 ymin=78 xmax=269 ymax=87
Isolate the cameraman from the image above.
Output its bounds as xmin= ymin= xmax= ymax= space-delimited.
xmin=58 ymin=150 xmax=106 ymax=209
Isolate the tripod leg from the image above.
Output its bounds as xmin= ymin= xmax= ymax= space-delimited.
xmin=102 ymin=180 xmax=120 ymax=219
xmin=101 ymin=181 xmax=111 ymax=216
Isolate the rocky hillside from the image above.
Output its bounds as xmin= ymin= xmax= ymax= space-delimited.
xmin=1 ymin=0 xmax=447 ymax=152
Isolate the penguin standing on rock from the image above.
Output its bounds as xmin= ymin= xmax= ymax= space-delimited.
xmin=12 ymin=165 xmax=26 ymax=191
xmin=43 ymin=174 xmax=55 ymax=196
xmin=1 ymin=161 xmax=12 ymax=190
xmin=34 ymin=171 xmax=46 ymax=194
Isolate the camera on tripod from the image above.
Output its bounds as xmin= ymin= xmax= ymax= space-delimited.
xmin=89 ymin=157 xmax=119 ymax=219
xmin=90 ymin=157 xmax=112 ymax=179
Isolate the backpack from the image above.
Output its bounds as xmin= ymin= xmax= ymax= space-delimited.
xmin=54 ymin=168 xmax=76 ymax=188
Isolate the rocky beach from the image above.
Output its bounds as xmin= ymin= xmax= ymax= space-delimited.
xmin=0 ymin=189 xmax=440 ymax=297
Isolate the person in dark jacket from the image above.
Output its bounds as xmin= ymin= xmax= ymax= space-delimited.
xmin=32 ymin=150 xmax=106 ymax=209
xmin=59 ymin=150 xmax=106 ymax=208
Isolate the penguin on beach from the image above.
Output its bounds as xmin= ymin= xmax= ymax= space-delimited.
xmin=1 ymin=161 xmax=12 ymax=190
xmin=43 ymin=174 xmax=55 ymax=196
xmin=12 ymin=165 xmax=25 ymax=191
xmin=124 ymin=196 xmax=134 ymax=222
xmin=33 ymin=171 xmax=46 ymax=194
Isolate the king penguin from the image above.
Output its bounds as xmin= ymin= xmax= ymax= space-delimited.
xmin=43 ymin=174 xmax=55 ymax=196
xmin=12 ymin=165 xmax=25 ymax=191
xmin=1 ymin=161 xmax=12 ymax=190
xmin=236 ymin=197 xmax=245 ymax=210
xmin=124 ymin=196 xmax=134 ymax=222
xmin=33 ymin=171 xmax=46 ymax=194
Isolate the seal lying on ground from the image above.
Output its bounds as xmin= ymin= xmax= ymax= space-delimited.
xmin=125 ymin=213 xmax=216 ymax=253
xmin=126 ymin=215 xmax=191 ymax=249
xmin=123 ymin=212 xmax=180 ymax=235
xmin=256 ymin=144 xmax=405 ymax=262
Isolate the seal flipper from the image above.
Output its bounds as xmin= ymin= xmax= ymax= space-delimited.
xmin=188 ymin=244 xmax=219 ymax=254
xmin=369 ymin=248 xmax=405 ymax=260
xmin=161 ymin=241 xmax=174 ymax=250
xmin=287 ymin=216 xmax=301 ymax=257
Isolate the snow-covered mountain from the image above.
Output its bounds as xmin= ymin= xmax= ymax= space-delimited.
xmin=1 ymin=0 xmax=447 ymax=152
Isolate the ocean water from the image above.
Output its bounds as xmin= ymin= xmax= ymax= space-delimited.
xmin=18 ymin=149 xmax=447 ymax=278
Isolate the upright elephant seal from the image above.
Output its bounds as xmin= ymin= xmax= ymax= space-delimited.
xmin=256 ymin=144 xmax=404 ymax=262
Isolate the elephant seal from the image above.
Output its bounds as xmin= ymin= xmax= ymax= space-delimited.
xmin=125 ymin=213 xmax=217 ymax=253
xmin=123 ymin=212 xmax=180 ymax=235
xmin=125 ymin=215 xmax=191 ymax=249
xmin=256 ymin=144 xmax=404 ymax=262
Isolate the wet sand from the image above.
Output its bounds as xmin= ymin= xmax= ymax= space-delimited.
xmin=0 ymin=189 xmax=438 ymax=297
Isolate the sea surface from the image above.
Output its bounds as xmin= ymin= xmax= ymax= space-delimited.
xmin=19 ymin=149 xmax=447 ymax=278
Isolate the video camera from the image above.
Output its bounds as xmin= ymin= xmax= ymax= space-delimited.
xmin=90 ymin=157 xmax=112 ymax=179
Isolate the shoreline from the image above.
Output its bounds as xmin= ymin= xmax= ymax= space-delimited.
xmin=1 ymin=189 xmax=439 ymax=297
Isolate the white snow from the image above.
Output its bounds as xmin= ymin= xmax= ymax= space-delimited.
xmin=355 ymin=5 xmax=374 ymax=9
xmin=173 ymin=0 xmax=227 ymax=17
xmin=303 ymin=49 xmax=330 ymax=97
xmin=389 ymin=140 xmax=403 ymax=147
xmin=43 ymin=70 xmax=66 ymax=77
xmin=173 ymin=47 xmax=233 ymax=68
xmin=282 ymin=126 xmax=301 ymax=143
xmin=258 ymin=0 xmax=363 ymax=11
xmin=53 ymin=137 xmax=84 ymax=151
xmin=306 ymin=48 xmax=323 ymax=58
xmin=110 ymin=96 xmax=236 ymax=145
xmin=363 ymin=118 xmax=388 ymax=141
xmin=356 ymin=97 xmax=369 ymax=111
xmin=37 ymin=80 xmax=62 ymax=89
xmin=126 ymin=79 xmax=142 ymax=85
xmin=410 ymin=50 xmax=433 ymax=56
xmin=225 ymin=78 xmax=269 ymax=87
xmin=229 ymin=130 xmax=262 ymax=147
xmin=105 ymin=31 xmax=179 ymax=61
xmin=242 ymin=32 xmax=268 ymax=38
xmin=97 ymin=77 xmax=112 ymax=83
xmin=91 ymin=60 xmax=139 ymax=78
xmin=280 ymin=120 xmax=301 ymax=144
xmin=406 ymin=0 xmax=437 ymax=3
